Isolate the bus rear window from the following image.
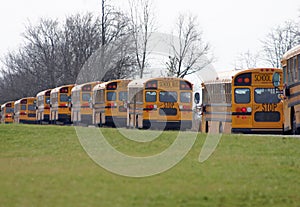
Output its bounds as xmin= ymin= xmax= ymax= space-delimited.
xmin=28 ymin=105 xmax=36 ymax=111
xmin=119 ymin=91 xmax=128 ymax=101
xmin=159 ymin=91 xmax=177 ymax=103
xmin=107 ymin=92 xmax=116 ymax=101
xmin=146 ymin=91 xmax=156 ymax=102
xmin=6 ymin=108 xmax=14 ymax=113
xmin=21 ymin=105 xmax=26 ymax=110
xmin=60 ymin=94 xmax=69 ymax=102
xmin=234 ymin=88 xmax=250 ymax=103
xmin=82 ymin=93 xmax=91 ymax=102
xmin=254 ymin=88 xmax=280 ymax=104
xmin=180 ymin=92 xmax=191 ymax=103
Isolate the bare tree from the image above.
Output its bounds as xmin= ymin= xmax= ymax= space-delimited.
xmin=0 ymin=13 xmax=134 ymax=102
xmin=261 ymin=20 xmax=300 ymax=68
xmin=61 ymin=13 xmax=102 ymax=83
xmin=22 ymin=18 xmax=63 ymax=88
xmin=234 ymin=50 xmax=261 ymax=69
xmin=166 ymin=14 xmax=213 ymax=78
xmin=128 ymin=0 xmax=155 ymax=78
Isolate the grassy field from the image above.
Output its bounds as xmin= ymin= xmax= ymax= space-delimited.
xmin=0 ymin=124 xmax=300 ymax=207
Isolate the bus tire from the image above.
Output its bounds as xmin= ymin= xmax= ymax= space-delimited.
xmin=292 ymin=112 xmax=300 ymax=135
xmin=205 ymin=121 xmax=209 ymax=133
xmin=98 ymin=114 xmax=103 ymax=127
xmin=135 ymin=115 xmax=139 ymax=129
xmin=219 ymin=121 xmax=223 ymax=133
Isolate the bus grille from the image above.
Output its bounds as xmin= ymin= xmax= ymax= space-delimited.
xmin=159 ymin=108 xmax=177 ymax=116
xmin=254 ymin=112 xmax=280 ymax=122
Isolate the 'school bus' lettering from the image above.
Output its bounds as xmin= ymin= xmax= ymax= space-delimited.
xmin=158 ymin=81 xmax=179 ymax=88
xmin=254 ymin=74 xmax=272 ymax=82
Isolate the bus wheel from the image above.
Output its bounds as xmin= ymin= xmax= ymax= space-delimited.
xmin=219 ymin=122 xmax=223 ymax=133
xmin=135 ymin=115 xmax=138 ymax=129
xmin=292 ymin=113 xmax=299 ymax=135
xmin=98 ymin=114 xmax=103 ymax=127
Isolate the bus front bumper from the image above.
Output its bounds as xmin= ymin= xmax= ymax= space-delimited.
xmin=143 ymin=120 xmax=192 ymax=130
xmin=232 ymin=128 xmax=283 ymax=134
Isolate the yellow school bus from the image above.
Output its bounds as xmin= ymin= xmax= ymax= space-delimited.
xmin=127 ymin=77 xmax=193 ymax=130
xmin=281 ymin=45 xmax=300 ymax=134
xmin=14 ymin=97 xmax=37 ymax=124
xmin=1 ymin=101 xmax=15 ymax=123
xmin=36 ymin=89 xmax=51 ymax=124
xmin=92 ymin=79 xmax=131 ymax=127
xmin=231 ymin=68 xmax=283 ymax=133
xmin=71 ymin=81 xmax=100 ymax=125
xmin=201 ymin=68 xmax=283 ymax=133
xmin=50 ymin=84 xmax=74 ymax=124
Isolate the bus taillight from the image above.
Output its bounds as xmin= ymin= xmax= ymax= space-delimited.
xmin=106 ymin=103 xmax=117 ymax=108
xmin=5 ymin=114 xmax=12 ymax=118
xmin=234 ymin=73 xmax=251 ymax=86
xmin=238 ymin=107 xmax=252 ymax=113
xmin=145 ymin=104 xmax=157 ymax=110
xmin=59 ymin=103 xmax=68 ymax=108
xmin=82 ymin=85 xmax=92 ymax=91
xmin=60 ymin=87 xmax=68 ymax=93
xmin=145 ymin=80 xmax=158 ymax=89
xmin=21 ymin=99 xmax=27 ymax=104
xmin=45 ymin=91 xmax=51 ymax=96
xmin=180 ymin=81 xmax=192 ymax=90
xmin=20 ymin=112 xmax=27 ymax=115
xmin=179 ymin=105 xmax=191 ymax=111
xmin=107 ymin=82 xmax=117 ymax=90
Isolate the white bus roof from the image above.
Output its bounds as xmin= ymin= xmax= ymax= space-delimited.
xmin=36 ymin=89 xmax=52 ymax=97
xmin=282 ymin=44 xmax=300 ymax=61
xmin=71 ymin=81 xmax=101 ymax=92
xmin=14 ymin=97 xmax=36 ymax=105
xmin=92 ymin=79 xmax=132 ymax=92
xmin=50 ymin=84 xmax=74 ymax=94
xmin=127 ymin=77 xmax=191 ymax=88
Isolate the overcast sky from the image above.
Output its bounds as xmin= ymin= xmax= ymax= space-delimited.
xmin=0 ymin=0 xmax=299 ymax=71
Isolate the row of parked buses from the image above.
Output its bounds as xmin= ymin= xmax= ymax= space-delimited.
xmin=2 ymin=44 xmax=300 ymax=134
xmin=0 ymin=68 xmax=283 ymax=133
xmin=0 ymin=77 xmax=194 ymax=130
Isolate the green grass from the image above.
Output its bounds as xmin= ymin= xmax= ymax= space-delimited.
xmin=0 ymin=124 xmax=300 ymax=207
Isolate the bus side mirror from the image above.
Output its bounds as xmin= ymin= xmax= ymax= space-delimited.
xmin=272 ymin=72 xmax=280 ymax=88
xmin=194 ymin=92 xmax=200 ymax=104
